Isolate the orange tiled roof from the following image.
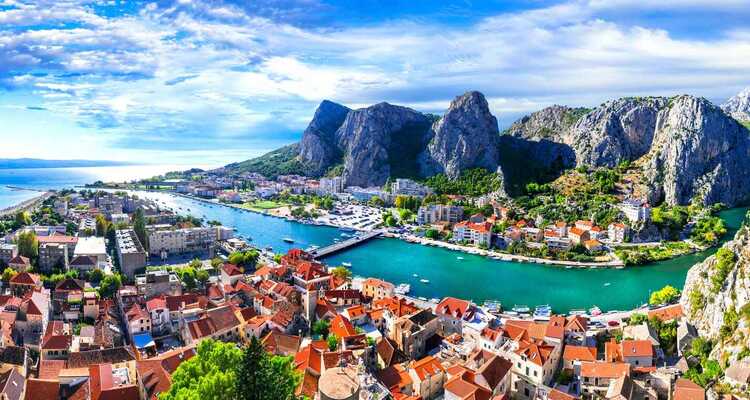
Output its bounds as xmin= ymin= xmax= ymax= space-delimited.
xmin=579 ymin=361 xmax=630 ymax=378
xmin=563 ymin=346 xmax=597 ymax=362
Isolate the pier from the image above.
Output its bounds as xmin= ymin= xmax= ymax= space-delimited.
xmin=310 ymin=230 xmax=384 ymax=259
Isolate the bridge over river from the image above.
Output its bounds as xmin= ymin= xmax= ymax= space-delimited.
xmin=308 ymin=230 xmax=384 ymax=259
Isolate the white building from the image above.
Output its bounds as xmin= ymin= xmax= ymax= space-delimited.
xmin=319 ymin=177 xmax=344 ymax=194
xmin=110 ymin=213 xmax=130 ymax=225
xmin=608 ymin=223 xmax=629 ymax=244
xmin=73 ymin=237 xmax=107 ymax=263
xmin=391 ymin=179 xmax=432 ymax=197
xmin=417 ymin=204 xmax=464 ymax=225
xmin=619 ymin=199 xmax=651 ymax=223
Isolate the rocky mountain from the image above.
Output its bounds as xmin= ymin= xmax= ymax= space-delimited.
xmin=722 ymin=86 xmax=750 ymax=122
xmin=298 ymin=100 xmax=351 ymax=176
xmin=335 ymin=103 xmax=433 ymax=187
xmin=419 ymin=91 xmax=501 ymax=179
xmin=643 ymin=96 xmax=750 ymax=206
xmin=681 ymin=217 xmax=750 ymax=367
xmin=508 ymin=95 xmax=750 ymax=206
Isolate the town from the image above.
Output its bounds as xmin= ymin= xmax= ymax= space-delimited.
xmin=0 ymin=188 xmax=742 ymax=400
xmin=106 ymin=165 xmax=727 ymax=269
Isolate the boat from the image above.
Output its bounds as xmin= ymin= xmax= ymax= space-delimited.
xmin=417 ymin=297 xmax=428 ymax=301
xmin=419 ymin=279 xmax=430 ymax=284
xmin=603 ymin=282 xmax=611 ymax=287
xmin=283 ymin=237 xmax=294 ymax=243
xmin=512 ymin=305 xmax=531 ymax=314
xmin=483 ymin=300 xmax=503 ymax=314
xmin=569 ymin=309 xmax=587 ymax=316
xmin=565 ymin=265 xmax=573 ymax=269
xmin=412 ymin=273 xmax=418 ymax=277
xmin=456 ymin=256 xmax=464 ymax=260
xmin=429 ymin=298 xmax=440 ymax=303
xmin=342 ymin=262 xmax=352 ymax=267
xmin=341 ymin=233 xmax=352 ymax=237
xmin=589 ymin=306 xmax=602 ymax=316
xmin=533 ymin=305 xmax=552 ymax=320
xmin=394 ymin=283 xmax=410 ymax=295
xmin=265 ymin=246 xmax=273 ymax=251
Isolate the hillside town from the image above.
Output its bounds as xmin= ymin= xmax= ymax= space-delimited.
xmin=0 ymin=189 xmax=741 ymax=400
xmin=117 ymin=168 xmax=705 ymax=267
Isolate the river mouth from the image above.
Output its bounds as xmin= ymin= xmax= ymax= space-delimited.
xmin=126 ymin=190 xmax=748 ymax=313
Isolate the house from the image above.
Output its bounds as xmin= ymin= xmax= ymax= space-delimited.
xmin=69 ymin=255 xmax=98 ymax=272
xmin=677 ymin=320 xmax=698 ymax=357
xmin=183 ymin=305 xmax=241 ymax=344
xmin=392 ymin=309 xmax=440 ymax=360
xmin=510 ymin=339 xmax=560 ymax=399
xmin=362 ymin=278 xmax=395 ymax=301
xmin=579 ymin=362 xmax=631 ymax=397
xmin=563 ymin=346 xmax=597 ymax=372
xmin=135 ymin=270 xmax=182 ymax=298
xmin=146 ymin=297 xmax=170 ymax=335
xmin=137 ymin=346 xmax=196 ymax=400
xmin=620 ymin=340 xmax=654 ymax=368
xmin=262 ymin=331 xmax=301 ymax=356
xmin=619 ymin=199 xmax=651 ymax=223
xmin=9 ymin=272 xmax=41 ymax=297
xmin=608 ymin=223 xmax=628 ymax=244
xmin=568 ymin=227 xmax=590 ymax=245
xmin=220 ymin=263 xmax=244 ymax=286
xmin=435 ymin=297 xmax=477 ymax=337
xmin=90 ymin=362 xmax=141 ymax=400
xmin=605 ymin=374 xmax=657 ymax=400
xmin=7 ymin=256 xmax=30 ymax=272
xmin=124 ymin=303 xmax=152 ymax=338
xmin=453 ymin=222 xmax=493 ymax=247
xmin=673 ymin=378 xmax=705 ymax=400
xmin=458 ymin=350 xmax=513 ymax=397
xmin=408 ymin=356 xmax=445 ymax=400
xmin=623 ymin=323 xmax=660 ymax=347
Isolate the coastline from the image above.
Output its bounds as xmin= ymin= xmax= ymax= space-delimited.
xmin=0 ymin=189 xmax=53 ymax=217
xmin=158 ymin=190 xmax=630 ymax=268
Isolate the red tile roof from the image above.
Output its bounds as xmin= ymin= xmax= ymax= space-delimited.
xmin=515 ymin=340 xmax=555 ymax=366
xmin=9 ymin=272 xmax=40 ymax=286
xmin=674 ymin=378 xmax=705 ymax=400
xmin=563 ymin=346 xmax=597 ymax=362
xmin=436 ymin=297 xmax=472 ymax=319
xmin=330 ymin=314 xmax=357 ymax=338
xmin=579 ymin=362 xmax=630 ymax=378
xmin=621 ymin=340 xmax=654 ymax=358
xmin=410 ymin=356 xmax=444 ymax=381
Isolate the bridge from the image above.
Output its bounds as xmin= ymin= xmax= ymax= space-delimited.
xmin=310 ymin=229 xmax=384 ymax=259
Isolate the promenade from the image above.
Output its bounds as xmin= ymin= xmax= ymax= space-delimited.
xmin=0 ymin=189 xmax=53 ymax=217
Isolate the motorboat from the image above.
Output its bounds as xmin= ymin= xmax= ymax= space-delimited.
xmin=589 ymin=306 xmax=602 ymax=316
xmin=282 ymin=237 xmax=294 ymax=243
xmin=483 ymin=300 xmax=503 ymax=314
xmin=419 ymin=279 xmax=430 ymax=284
xmin=512 ymin=305 xmax=531 ymax=314
xmin=457 ymin=256 xmax=464 ymax=260
xmin=533 ymin=305 xmax=552 ymax=320
xmin=342 ymin=262 xmax=352 ymax=267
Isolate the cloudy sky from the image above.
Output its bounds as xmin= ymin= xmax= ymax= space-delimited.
xmin=2 ymin=0 xmax=750 ymax=166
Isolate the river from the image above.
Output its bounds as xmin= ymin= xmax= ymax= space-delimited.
xmin=127 ymin=190 xmax=748 ymax=313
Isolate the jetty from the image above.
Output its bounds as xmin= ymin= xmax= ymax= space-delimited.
xmin=310 ymin=230 xmax=383 ymax=259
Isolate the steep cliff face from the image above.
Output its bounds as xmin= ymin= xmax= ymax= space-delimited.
xmin=420 ymin=91 xmax=501 ymax=178
xmin=643 ymin=96 xmax=750 ymax=206
xmin=506 ymin=95 xmax=750 ymax=206
xmin=681 ymin=221 xmax=750 ymax=364
xmin=505 ymin=105 xmax=587 ymax=141
xmin=565 ymin=97 xmax=667 ymax=167
xmin=722 ymin=86 xmax=750 ymax=122
xmin=336 ymin=103 xmax=432 ymax=187
xmin=298 ymin=100 xmax=351 ymax=176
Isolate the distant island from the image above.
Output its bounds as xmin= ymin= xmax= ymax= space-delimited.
xmin=0 ymin=158 xmax=134 ymax=169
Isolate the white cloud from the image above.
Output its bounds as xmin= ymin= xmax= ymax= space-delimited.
xmin=2 ymin=0 xmax=750 ymax=162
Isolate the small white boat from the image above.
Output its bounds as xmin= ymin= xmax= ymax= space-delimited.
xmin=512 ymin=305 xmax=531 ymax=314
xmin=429 ymin=298 xmax=440 ymax=303
xmin=457 ymin=256 xmax=464 ymax=260
xmin=412 ymin=273 xmax=418 ymax=277
xmin=603 ymin=282 xmax=611 ymax=287
xmin=283 ymin=237 xmax=294 ymax=243
xmin=418 ymin=297 xmax=428 ymax=301
xmin=420 ymin=279 xmax=430 ymax=284
xmin=569 ymin=309 xmax=587 ymax=316
xmin=342 ymin=262 xmax=352 ymax=267
xmin=533 ymin=305 xmax=552 ymax=320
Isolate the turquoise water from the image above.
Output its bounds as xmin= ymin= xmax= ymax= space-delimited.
xmin=128 ymin=190 xmax=747 ymax=313
xmin=0 ymin=165 xmax=206 ymax=209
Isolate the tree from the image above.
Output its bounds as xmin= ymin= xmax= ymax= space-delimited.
xmin=14 ymin=211 xmax=31 ymax=226
xmin=95 ymin=214 xmax=110 ymax=237
xmin=312 ymin=319 xmax=330 ymax=338
xmin=332 ymin=266 xmax=352 ymax=282
xmin=425 ymin=229 xmax=439 ymax=240
xmin=649 ymin=285 xmax=680 ymax=306
xmin=161 ymin=339 xmax=242 ymax=400
xmin=1 ymin=267 xmax=17 ymax=282
xmin=327 ymin=334 xmax=339 ymax=351
xmin=133 ymin=208 xmax=149 ymax=251
xmin=98 ymin=274 xmax=122 ymax=298
xmin=629 ymin=313 xmax=648 ymax=326
xmin=87 ymin=268 xmax=105 ymax=285
xmin=196 ymin=269 xmax=210 ymax=286
xmin=178 ymin=267 xmax=197 ymax=290
xmin=229 ymin=250 xmax=259 ymax=269
xmin=16 ymin=231 xmax=38 ymax=259
xmin=210 ymin=257 xmax=223 ymax=269
xmin=236 ymin=337 xmax=301 ymax=400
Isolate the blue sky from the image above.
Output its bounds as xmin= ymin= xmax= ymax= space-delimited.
xmin=2 ymin=0 xmax=750 ymax=166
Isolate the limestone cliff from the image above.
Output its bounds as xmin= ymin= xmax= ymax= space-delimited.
xmin=722 ymin=86 xmax=750 ymax=122
xmin=420 ymin=91 xmax=501 ymax=179
xmin=298 ymin=100 xmax=351 ymax=176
